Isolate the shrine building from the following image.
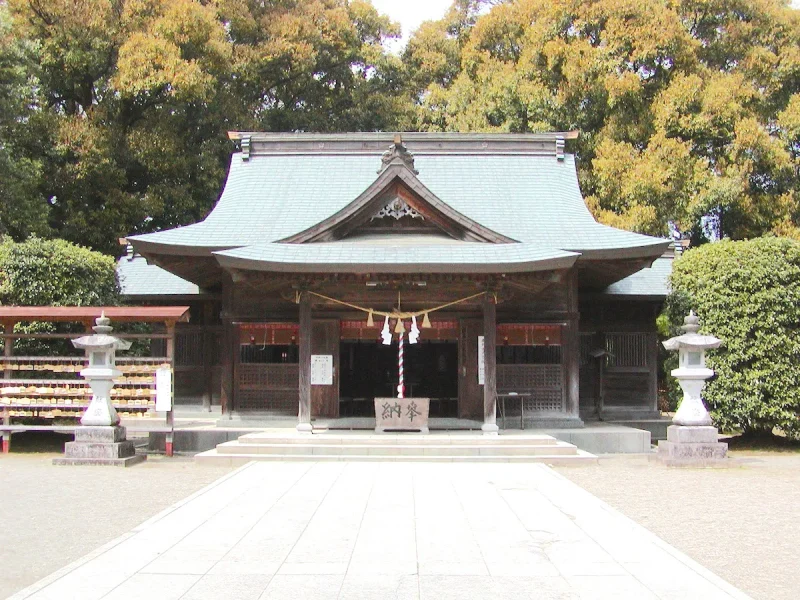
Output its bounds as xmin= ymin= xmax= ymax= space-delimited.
xmin=125 ymin=132 xmax=672 ymax=432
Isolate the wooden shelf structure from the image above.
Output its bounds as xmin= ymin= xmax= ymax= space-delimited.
xmin=0 ymin=306 xmax=190 ymax=455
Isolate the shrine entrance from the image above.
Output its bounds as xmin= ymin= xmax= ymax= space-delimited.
xmin=338 ymin=320 xmax=459 ymax=419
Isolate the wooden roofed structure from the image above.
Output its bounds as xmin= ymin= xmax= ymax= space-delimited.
xmin=127 ymin=132 xmax=671 ymax=431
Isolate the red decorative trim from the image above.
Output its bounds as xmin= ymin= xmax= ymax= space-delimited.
xmin=498 ymin=324 xmax=561 ymax=333
xmin=237 ymin=322 xmax=299 ymax=331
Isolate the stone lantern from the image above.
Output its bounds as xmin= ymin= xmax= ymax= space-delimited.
xmin=53 ymin=313 xmax=145 ymax=467
xmin=658 ymin=311 xmax=728 ymax=465
xmin=72 ymin=313 xmax=132 ymax=426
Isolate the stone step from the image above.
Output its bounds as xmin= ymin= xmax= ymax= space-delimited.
xmin=195 ymin=449 xmax=597 ymax=467
xmin=235 ymin=433 xmax=559 ymax=446
xmin=214 ymin=441 xmax=580 ymax=457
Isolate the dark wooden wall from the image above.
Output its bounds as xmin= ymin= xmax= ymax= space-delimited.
xmin=578 ymin=298 xmax=661 ymax=419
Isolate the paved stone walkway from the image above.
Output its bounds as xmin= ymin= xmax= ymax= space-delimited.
xmin=9 ymin=462 xmax=750 ymax=600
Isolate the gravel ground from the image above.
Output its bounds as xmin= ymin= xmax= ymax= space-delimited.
xmin=555 ymin=451 xmax=800 ymax=600
xmin=0 ymin=451 xmax=233 ymax=599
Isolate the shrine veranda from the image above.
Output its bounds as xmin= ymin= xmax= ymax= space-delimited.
xmin=114 ymin=132 xmax=672 ymax=436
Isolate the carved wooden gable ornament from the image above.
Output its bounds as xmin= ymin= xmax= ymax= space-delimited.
xmin=280 ymin=135 xmax=516 ymax=245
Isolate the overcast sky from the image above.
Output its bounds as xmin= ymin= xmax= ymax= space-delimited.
xmin=369 ymin=0 xmax=453 ymax=52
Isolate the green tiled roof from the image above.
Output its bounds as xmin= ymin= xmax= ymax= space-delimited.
xmin=117 ymin=253 xmax=200 ymax=297
xmin=602 ymin=256 xmax=673 ymax=298
xmin=129 ymin=136 xmax=669 ymax=267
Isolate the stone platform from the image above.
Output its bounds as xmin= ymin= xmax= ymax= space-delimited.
xmin=53 ymin=426 xmax=146 ymax=467
xmin=145 ymin=417 xmax=653 ymax=455
xmin=195 ymin=431 xmax=597 ymax=466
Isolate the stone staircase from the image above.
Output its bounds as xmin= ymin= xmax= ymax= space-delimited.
xmin=195 ymin=431 xmax=596 ymax=466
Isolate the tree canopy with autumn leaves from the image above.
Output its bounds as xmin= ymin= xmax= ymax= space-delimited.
xmin=1 ymin=0 xmax=799 ymax=253
xmin=404 ymin=0 xmax=800 ymax=242
xmin=0 ymin=0 xmax=408 ymax=254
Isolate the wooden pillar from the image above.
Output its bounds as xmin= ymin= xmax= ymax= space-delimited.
xmin=201 ymin=302 xmax=213 ymax=412
xmin=165 ymin=322 xmax=175 ymax=457
xmin=3 ymin=321 xmax=14 ymax=452
xmin=220 ymin=275 xmax=235 ymax=418
xmin=297 ymin=291 xmax=313 ymax=433
xmin=3 ymin=320 xmax=15 ymax=380
xmin=563 ymin=268 xmax=582 ymax=422
xmin=481 ymin=293 xmax=498 ymax=435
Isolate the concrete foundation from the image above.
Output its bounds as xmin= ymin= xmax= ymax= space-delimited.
xmin=148 ymin=429 xmax=260 ymax=454
xmin=606 ymin=418 xmax=670 ymax=441
xmin=657 ymin=425 xmax=728 ymax=466
xmin=53 ymin=426 xmax=146 ymax=467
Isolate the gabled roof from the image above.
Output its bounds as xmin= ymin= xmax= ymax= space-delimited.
xmin=128 ymin=132 xmax=669 ymax=281
xmin=280 ymin=162 xmax=516 ymax=244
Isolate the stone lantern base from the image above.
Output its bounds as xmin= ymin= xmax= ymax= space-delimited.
xmin=53 ymin=426 xmax=146 ymax=467
xmin=657 ymin=425 xmax=728 ymax=466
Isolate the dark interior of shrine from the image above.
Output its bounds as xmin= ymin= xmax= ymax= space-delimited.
xmin=339 ymin=340 xmax=458 ymax=417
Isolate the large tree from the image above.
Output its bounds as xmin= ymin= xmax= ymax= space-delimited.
xmin=0 ymin=4 xmax=51 ymax=241
xmin=5 ymin=0 xmax=407 ymax=255
xmin=403 ymin=0 xmax=800 ymax=241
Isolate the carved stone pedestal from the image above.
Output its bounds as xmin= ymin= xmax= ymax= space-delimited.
xmin=657 ymin=425 xmax=728 ymax=466
xmin=53 ymin=426 xmax=146 ymax=467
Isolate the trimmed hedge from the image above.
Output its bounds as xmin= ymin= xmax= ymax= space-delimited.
xmin=0 ymin=236 xmax=118 ymax=306
xmin=665 ymin=237 xmax=800 ymax=439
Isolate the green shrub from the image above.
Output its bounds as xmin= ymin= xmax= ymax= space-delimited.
xmin=665 ymin=237 xmax=800 ymax=439
xmin=0 ymin=236 xmax=118 ymax=305
xmin=0 ymin=236 xmax=120 ymax=355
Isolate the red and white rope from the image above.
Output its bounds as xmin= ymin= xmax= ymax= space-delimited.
xmin=397 ymin=332 xmax=405 ymax=399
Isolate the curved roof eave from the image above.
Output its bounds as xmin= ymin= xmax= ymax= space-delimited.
xmin=127 ymin=236 xmax=238 ymax=257
xmin=572 ymin=240 xmax=671 ymax=261
xmin=213 ymin=244 xmax=580 ymax=274
xmin=213 ymin=255 xmax=579 ymax=274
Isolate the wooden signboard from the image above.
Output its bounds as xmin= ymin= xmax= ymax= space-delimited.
xmin=374 ymin=397 xmax=430 ymax=433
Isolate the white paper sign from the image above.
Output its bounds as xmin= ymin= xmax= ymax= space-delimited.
xmin=478 ymin=336 xmax=485 ymax=385
xmin=311 ymin=355 xmax=333 ymax=385
xmin=155 ymin=367 xmax=172 ymax=411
